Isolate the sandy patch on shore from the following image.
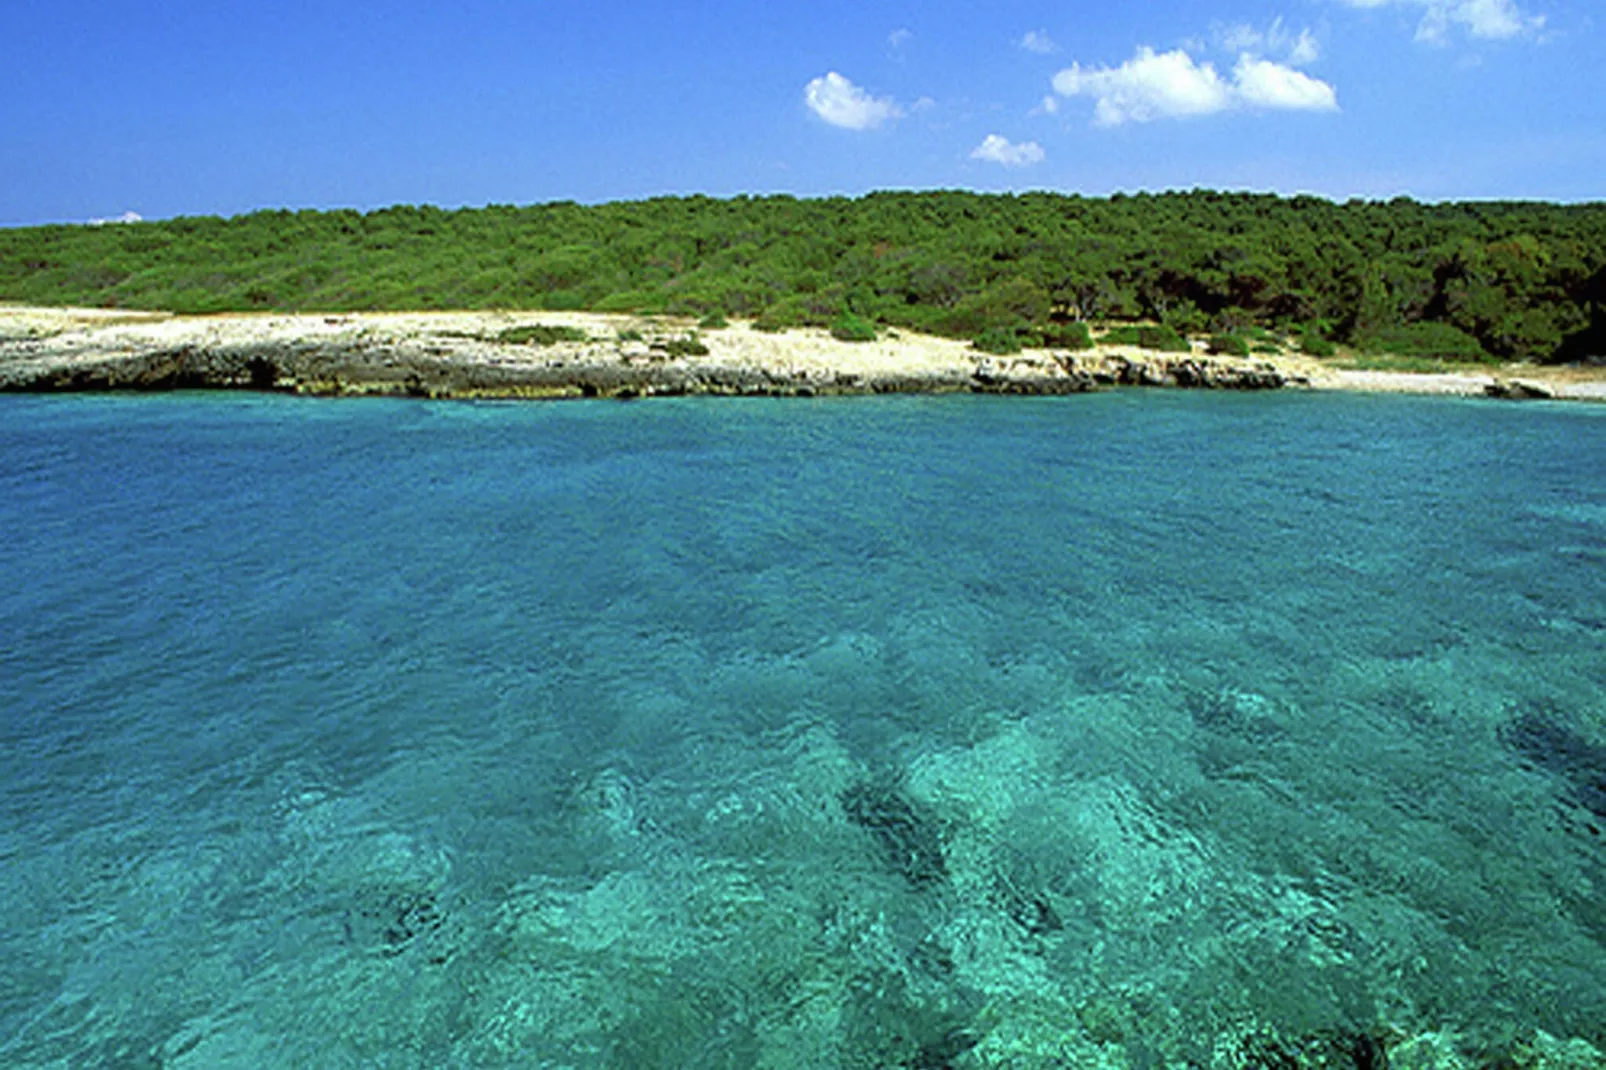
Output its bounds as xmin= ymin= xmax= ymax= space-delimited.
xmin=3 ymin=306 xmax=1604 ymax=401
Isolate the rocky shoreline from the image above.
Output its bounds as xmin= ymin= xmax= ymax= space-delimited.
xmin=2 ymin=307 xmax=1601 ymax=402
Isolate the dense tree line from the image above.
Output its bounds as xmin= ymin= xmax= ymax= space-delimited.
xmin=3 ymin=191 xmax=1603 ymax=362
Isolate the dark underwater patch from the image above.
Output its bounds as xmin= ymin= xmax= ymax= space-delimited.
xmin=344 ymin=888 xmax=450 ymax=964
xmin=1500 ymin=702 xmax=1606 ymax=825
xmin=842 ymin=781 xmax=949 ymax=889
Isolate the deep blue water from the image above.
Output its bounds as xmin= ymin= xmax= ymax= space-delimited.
xmin=1 ymin=391 xmax=1604 ymax=1068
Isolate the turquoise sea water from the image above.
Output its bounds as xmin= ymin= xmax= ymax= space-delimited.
xmin=1 ymin=391 xmax=1604 ymax=1068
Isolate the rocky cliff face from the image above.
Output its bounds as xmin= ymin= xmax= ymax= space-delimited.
xmin=0 ymin=310 xmax=1305 ymax=399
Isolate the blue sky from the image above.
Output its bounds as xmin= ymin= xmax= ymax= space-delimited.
xmin=2 ymin=0 xmax=1600 ymax=225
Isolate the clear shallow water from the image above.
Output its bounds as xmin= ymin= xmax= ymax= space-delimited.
xmin=1 ymin=391 xmax=1603 ymax=1069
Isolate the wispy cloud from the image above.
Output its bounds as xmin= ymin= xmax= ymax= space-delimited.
xmin=804 ymin=72 xmax=904 ymax=130
xmin=1020 ymin=30 xmax=1059 ymax=54
xmin=970 ymin=135 xmax=1045 ymax=167
xmin=1335 ymin=0 xmax=1545 ymax=42
xmin=1052 ymin=47 xmax=1338 ymax=126
xmin=1216 ymin=18 xmax=1321 ymax=65
xmin=889 ymin=28 xmax=913 ymax=49
xmin=1288 ymin=30 xmax=1321 ymax=64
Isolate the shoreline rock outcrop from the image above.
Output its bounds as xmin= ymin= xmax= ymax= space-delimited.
xmin=0 ymin=309 xmax=1304 ymax=400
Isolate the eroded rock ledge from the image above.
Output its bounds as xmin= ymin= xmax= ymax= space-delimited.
xmin=0 ymin=309 xmax=1304 ymax=399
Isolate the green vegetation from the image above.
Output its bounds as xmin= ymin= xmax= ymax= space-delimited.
xmin=1353 ymin=321 xmax=1492 ymax=363
xmin=697 ymin=312 xmax=728 ymax=329
xmin=1041 ymin=321 xmax=1094 ymax=350
xmin=1208 ymin=333 xmax=1252 ymax=357
xmin=829 ymin=311 xmax=877 ymax=342
xmin=1298 ymin=333 xmax=1337 ymax=358
xmin=972 ymin=326 xmax=1024 ymax=354
xmin=2 ymin=191 xmax=1602 ymax=363
xmin=496 ymin=324 xmax=587 ymax=346
xmin=1137 ymin=325 xmax=1191 ymax=353
xmin=652 ymin=335 xmax=709 ymax=358
xmin=1334 ymin=353 xmax=1491 ymax=373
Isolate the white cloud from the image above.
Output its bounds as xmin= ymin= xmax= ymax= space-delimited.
xmin=1216 ymin=18 xmax=1321 ymax=65
xmin=1052 ymin=46 xmax=1338 ymax=125
xmin=1288 ymin=29 xmax=1322 ymax=64
xmin=1221 ymin=24 xmax=1266 ymax=51
xmin=87 ymin=211 xmax=143 ymax=226
xmin=1034 ymin=94 xmax=1061 ymax=115
xmin=1020 ymin=30 xmax=1059 ymax=54
xmin=970 ymin=135 xmax=1046 ymax=167
xmin=804 ymin=72 xmax=904 ymax=130
xmin=1233 ymin=55 xmax=1340 ymax=110
xmin=1335 ymin=0 xmax=1544 ymax=41
xmin=889 ymin=28 xmax=913 ymax=49
xmin=1053 ymin=48 xmax=1233 ymax=125
xmin=911 ymin=95 xmax=936 ymax=113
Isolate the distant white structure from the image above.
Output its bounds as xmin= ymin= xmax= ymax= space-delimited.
xmin=87 ymin=211 xmax=143 ymax=226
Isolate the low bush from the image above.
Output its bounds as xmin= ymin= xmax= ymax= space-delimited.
xmin=1354 ymin=322 xmax=1491 ymax=363
xmin=698 ymin=312 xmax=729 ymax=329
xmin=830 ymin=312 xmax=878 ymax=342
xmin=1041 ymin=321 xmax=1094 ymax=350
xmin=1137 ymin=324 xmax=1191 ymax=353
xmin=972 ymin=327 xmax=1024 ymax=354
xmin=1207 ymin=333 xmax=1251 ymax=357
xmin=1298 ymin=334 xmax=1336 ymax=358
xmin=1099 ymin=325 xmax=1143 ymax=346
xmin=651 ymin=334 xmax=709 ymax=358
xmin=496 ymin=324 xmax=587 ymax=346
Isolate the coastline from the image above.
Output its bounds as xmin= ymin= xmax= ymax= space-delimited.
xmin=3 ymin=306 xmax=1602 ymax=402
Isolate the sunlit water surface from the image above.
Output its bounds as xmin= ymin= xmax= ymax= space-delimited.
xmin=1 ymin=392 xmax=1604 ymax=1068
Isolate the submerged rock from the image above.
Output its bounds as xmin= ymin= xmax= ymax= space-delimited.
xmin=343 ymin=887 xmax=450 ymax=963
xmin=1230 ymin=1028 xmax=1389 ymax=1070
xmin=842 ymin=781 xmax=950 ymax=889
xmin=1500 ymin=702 xmax=1606 ymax=823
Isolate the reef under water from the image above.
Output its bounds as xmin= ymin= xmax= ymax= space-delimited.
xmin=1 ymin=391 xmax=1603 ymax=1068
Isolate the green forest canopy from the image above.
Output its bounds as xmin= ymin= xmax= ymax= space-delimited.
xmin=3 ymin=190 xmax=1603 ymax=363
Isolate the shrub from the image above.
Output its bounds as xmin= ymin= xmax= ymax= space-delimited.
xmin=1355 ymin=322 xmax=1490 ymax=362
xmin=698 ymin=312 xmax=729 ymax=329
xmin=496 ymin=324 xmax=587 ymax=346
xmin=1137 ymin=324 xmax=1191 ymax=353
xmin=1207 ymin=333 xmax=1251 ymax=357
xmin=830 ymin=312 xmax=878 ymax=342
xmin=1099 ymin=325 xmax=1144 ymax=346
xmin=649 ymin=334 xmax=709 ymax=358
xmin=1298 ymin=334 xmax=1336 ymax=358
xmin=1160 ymin=300 xmax=1209 ymax=335
xmin=750 ymin=317 xmax=789 ymax=334
xmin=972 ymin=327 xmax=1023 ymax=355
xmin=617 ymin=328 xmax=643 ymax=342
xmin=1040 ymin=321 xmax=1094 ymax=350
